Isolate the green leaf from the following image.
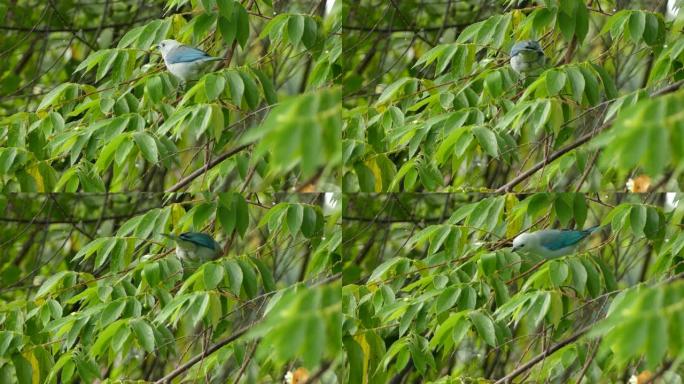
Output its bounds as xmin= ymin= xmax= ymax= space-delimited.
xmin=238 ymin=259 xmax=257 ymax=297
xmin=554 ymin=195 xmax=572 ymax=227
xmin=565 ymin=66 xmax=585 ymax=103
xmin=469 ymin=311 xmax=496 ymax=346
xmin=574 ymin=0 xmax=589 ymax=43
xmin=549 ymin=261 xmax=568 ymax=287
xmin=224 ymin=259 xmax=243 ymax=295
xmin=91 ymin=319 xmax=124 ymax=357
xmin=546 ymin=70 xmax=566 ymax=96
xmin=239 ymin=71 xmax=260 ymax=109
xmin=204 ymin=263 xmax=224 ymax=290
xmin=191 ymin=292 xmax=210 ymax=326
xmin=643 ymin=13 xmax=660 ymax=45
xmin=628 ymin=11 xmax=646 ymax=43
xmin=286 ymin=204 xmax=304 ymax=236
xmin=287 ymin=14 xmax=304 ymax=46
xmin=218 ymin=15 xmax=237 ymax=45
xmin=204 ymin=73 xmax=226 ymax=101
xmin=344 ymin=337 xmax=364 ymax=384
xmin=95 ymin=134 xmax=128 ymax=171
xmin=376 ymin=77 xmax=411 ymax=105
xmin=300 ymin=205 xmax=318 ymax=238
xmin=643 ymin=207 xmax=660 ymax=240
xmin=217 ymin=0 xmax=234 ymax=19
xmin=131 ymin=319 xmax=155 ymax=353
xmin=234 ymin=193 xmax=249 ymax=237
xmin=435 ymin=286 xmax=460 ymax=314
xmin=111 ymin=324 xmax=131 ymax=353
xmin=35 ymin=270 xmax=70 ymax=299
xmin=236 ymin=4 xmax=250 ymax=48
xmin=132 ymin=132 xmax=158 ymax=163
xmin=145 ymin=76 xmax=163 ymax=104
xmin=252 ymin=68 xmax=277 ymax=104
xmin=568 ymin=259 xmax=587 ymax=293
xmin=302 ymin=16 xmax=318 ymax=48
xmin=557 ymin=8 xmax=576 ymax=41
xmin=302 ymin=316 xmax=325 ymax=367
xmin=143 ymin=262 xmax=161 ymax=286
xmin=101 ymin=299 xmax=126 ymax=327
xmin=226 ymin=71 xmax=245 ymax=106
xmin=251 ymin=257 xmax=276 ymax=292
xmin=355 ymin=163 xmax=375 ymax=192
xmin=630 ymin=205 xmax=647 ymax=236
xmin=75 ymin=355 xmax=100 ymax=382
xmin=645 ymin=315 xmax=668 ymax=369
xmin=472 ymin=126 xmax=498 ymax=157
xmin=12 ymin=354 xmax=32 ymax=384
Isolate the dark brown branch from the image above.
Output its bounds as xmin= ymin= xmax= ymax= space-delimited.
xmin=165 ymin=144 xmax=251 ymax=192
xmin=153 ymin=325 xmax=250 ymax=384
xmin=494 ymin=326 xmax=590 ymax=384
xmin=343 ymin=23 xmax=467 ymax=33
xmin=495 ymin=130 xmax=596 ymax=193
xmin=0 ymin=214 xmax=141 ymax=224
xmin=0 ymin=16 xmax=158 ymax=33
xmin=342 ymin=215 xmax=443 ymax=224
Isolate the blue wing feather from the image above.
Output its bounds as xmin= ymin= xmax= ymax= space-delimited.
xmin=180 ymin=232 xmax=219 ymax=250
xmin=540 ymin=227 xmax=598 ymax=250
xmin=166 ymin=45 xmax=213 ymax=64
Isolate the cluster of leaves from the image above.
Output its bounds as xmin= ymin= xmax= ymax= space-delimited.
xmin=342 ymin=0 xmax=684 ymax=192
xmin=342 ymin=193 xmax=684 ymax=382
xmin=0 ymin=192 xmax=341 ymax=382
xmin=1 ymin=0 xmax=341 ymax=193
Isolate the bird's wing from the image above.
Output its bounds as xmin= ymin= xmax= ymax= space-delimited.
xmin=165 ymin=45 xmax=213 ymax=64
xmin=180 ymin=232 xmax=219 ymax=250
xmin=539 ymin=230 xmax=589 ymax=251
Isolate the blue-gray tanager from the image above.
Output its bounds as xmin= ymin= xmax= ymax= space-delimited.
xmin=162 ymin=232 xmax=221 ymax=265
xmin=158 ymin=39 xmax=222 ymax=82
xmin=510 ymin=40 xmax=545 ymax=75
xmin=512 ymin=226 xmax=600 ymax=259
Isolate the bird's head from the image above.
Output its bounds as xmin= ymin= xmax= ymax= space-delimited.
xmin=157 ymin=39 xmax=182 ymax=56
xmin=512 ymin=232 xmax=534 ymax=252
xmin=510 ymin=40 xmax=543 ymax=58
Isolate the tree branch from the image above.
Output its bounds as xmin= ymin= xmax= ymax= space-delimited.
xmin=343 ymin=23 xmax=467 ymax=33
xmin=494 ymin=326 xmax=591 ymax=384
xmin=153 ymin=325 xmax=250 ymax=384
xmin=165 ymin=144 xmax=251 ymax=192
xmin=0 ymin=17 xmax=158 ymax=33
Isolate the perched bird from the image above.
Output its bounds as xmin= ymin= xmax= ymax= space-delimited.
xmin=510 ymin=40 xmax=546 ymax=76
xmin=512 ymin=226 xmax=600 ymax=259
xmin=162 ymin=232 xmax=221 ymax=265
xmin=157 ymin=39 xmax=222 ymax=83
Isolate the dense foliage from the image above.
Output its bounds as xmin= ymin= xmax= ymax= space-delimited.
xmin=1 ymin=0 xmax=341 ymax=192
xmin=4 ymin=0 xmax=684 ymax=383
xmin=342 ymin=193 xmax=684 ymax=382
xmin=0 ymin=192 xmax=341 ymax=382
xmin=343 ymin=0 xmax=684 ymax=192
